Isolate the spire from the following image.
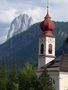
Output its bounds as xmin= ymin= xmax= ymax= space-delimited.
xmin=40 ymin=0 xmax=55 ymax=37
xmin=45 ymin=0 xmax=51 ymax=19
xmin=47 ymin=0 xmax=49 ymax=13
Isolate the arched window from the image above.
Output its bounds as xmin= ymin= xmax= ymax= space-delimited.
xmin=48 ymin=44 xmax=52 ymax=54
xmin=41 ymin=44 xmax=44 ymax=54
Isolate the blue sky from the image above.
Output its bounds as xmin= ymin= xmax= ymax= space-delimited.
xmin=0 ymin=0 xmax=68 ymax=44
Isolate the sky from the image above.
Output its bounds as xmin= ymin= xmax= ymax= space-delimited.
xmin=0 ymin=0 xmax=68 ymax=44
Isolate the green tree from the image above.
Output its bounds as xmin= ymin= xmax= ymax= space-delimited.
xmin=0 ymin=58 xmax=8 ymax=90
xmin=39 ymin=68 xmax=55 ymax=90
xmin=7 ymin=58 xmax=18 ymax=90
xmin=18 ymin=63 xmax=41 ymax=90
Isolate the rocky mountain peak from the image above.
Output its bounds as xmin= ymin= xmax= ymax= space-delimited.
xmin=7 ymin=14 xmax=33 ymax=40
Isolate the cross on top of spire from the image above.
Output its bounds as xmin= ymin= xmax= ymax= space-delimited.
xmin=46 ymin=0 xmax=49 ymax=15
xmin=45 ymin=0 xmax=50 ymax=19
xmin=47 ymin=0 xmax=49 ymax=10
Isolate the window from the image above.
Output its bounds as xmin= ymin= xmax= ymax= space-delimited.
xmin=48 ymin=44 xmax=52 ymax=54
xmin=41 ymin=44 xmax=44 ymax=54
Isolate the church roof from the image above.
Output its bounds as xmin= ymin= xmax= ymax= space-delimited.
xmin=42 ymin=54 xmax=68 ymax=72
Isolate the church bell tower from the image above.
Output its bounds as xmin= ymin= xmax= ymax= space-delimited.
xmin=38 ymin=5 xmax=56 ymax=69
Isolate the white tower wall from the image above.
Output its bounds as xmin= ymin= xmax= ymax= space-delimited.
xmin=38 ymin=36 xmax=55 ymax=68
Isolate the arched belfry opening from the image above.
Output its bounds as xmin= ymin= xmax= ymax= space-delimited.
xmin=48 ymin=44 xmax=52 ymax=54
xmin=41 ymin=44 xmax=44 ymax=54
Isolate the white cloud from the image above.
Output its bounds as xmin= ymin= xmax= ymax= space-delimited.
xmin=0 ymin=0 xmax=68 ymax=44
xmin=49 ymin=0 xmax=68 ymax=21
xmin=0 ymin=8 xmax=17 ymax=23
xmin=21 ymin=7 xmax=44 ymax=23
xmin=19 ymin=0 xmax=68 ymax=22
xmin=51 ymin=0 xmax=68 ymax=4
xmin=0 ymin=0 xmax=68 ymax=23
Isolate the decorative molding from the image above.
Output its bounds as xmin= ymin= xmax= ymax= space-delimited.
xmin=38 ymin=54 xmax=56 ymax=58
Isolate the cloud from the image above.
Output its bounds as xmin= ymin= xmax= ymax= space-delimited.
xmin=6 ymin=0 xmax=44 ymax=6
xmin=21 ymin=7 xmax=44 ymax=23
xmin=0 ymin=0 xmax=68 ymax=44
xmin=49 ymin=0 xmax=68 ymax=21
xmin=0 ymin=8 xmax=17 ymax=23
xmin=0 ymin=0 xmax=68 ymax=23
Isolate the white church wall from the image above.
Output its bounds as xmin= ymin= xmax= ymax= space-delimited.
xmin=59 ymin=72 xmax=68 ymax=90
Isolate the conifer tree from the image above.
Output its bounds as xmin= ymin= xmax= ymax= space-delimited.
xmin=7 ymin=58 xmax=18 ymax=90
xmin=0 ymin=58 xmax=8 ymax=90
xmin=18 ymin=63 xmax=41 ymax=90
xmin=39 ymin=68 xmax=55 ymax=90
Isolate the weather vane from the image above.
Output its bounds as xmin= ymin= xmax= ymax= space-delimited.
xmin=47 ymin=0 xmax=49 ymax=10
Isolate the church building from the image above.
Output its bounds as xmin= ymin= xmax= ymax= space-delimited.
xmin=37 ymin=3 xmax=68 ymax=90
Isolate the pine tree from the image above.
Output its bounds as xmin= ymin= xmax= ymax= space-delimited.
xmin=0 ymin=57 xmax=8 ymax=90
xmin=39 ymin=68 xmax=55 ymax=90
xmin=7 ymin=58 xmax=18 ymax=90
xmin=18 ymin=63 xmax=41 ymax=90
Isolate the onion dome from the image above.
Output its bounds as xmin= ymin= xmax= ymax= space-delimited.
xmin=40 ymin=10 xmax=55 ymax=37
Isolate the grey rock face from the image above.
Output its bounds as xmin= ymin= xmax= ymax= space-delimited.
xmin=7 ymin=14 xmax=33 ymax=39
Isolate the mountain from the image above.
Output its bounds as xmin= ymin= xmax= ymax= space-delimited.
xmin=56 ymin=38 xmax=68 ymax=56
xmin=7 ymin=14 xmax=33 ymax=40
xmin=0 ymin=22 xmax=68 ymax=69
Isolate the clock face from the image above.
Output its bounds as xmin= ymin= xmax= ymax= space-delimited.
xmin=40 ymin=37 xmax=44 ymax=43
xmin=48 ymin=38 xmax=55 ymax=44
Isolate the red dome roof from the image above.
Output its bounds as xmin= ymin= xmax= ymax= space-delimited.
xmin=40 ymin=11 xmax=55 ymax=32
